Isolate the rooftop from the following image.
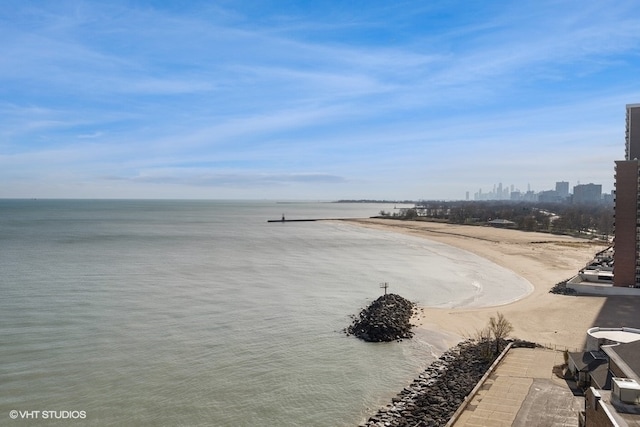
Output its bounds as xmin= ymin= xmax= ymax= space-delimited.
xmin=592 ymin=389 xmax=640 ymax=426
xmin=604 ymin=340 xmax=640 ymax=384
xmin=589 ymin=327 xmax=640 ymax=345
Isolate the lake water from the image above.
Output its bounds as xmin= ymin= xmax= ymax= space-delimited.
xmin=0 ymin=200 xmax=532 ymax=426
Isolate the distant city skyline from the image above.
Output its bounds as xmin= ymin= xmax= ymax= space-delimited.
xmin=470 ymin=180 xmax=609 ymax=202
xmin=1 ymin=1 xmax=637 ymax=200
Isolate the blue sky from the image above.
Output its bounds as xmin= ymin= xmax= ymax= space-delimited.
xmin=1 ymin=0 xmax=639 ymax=200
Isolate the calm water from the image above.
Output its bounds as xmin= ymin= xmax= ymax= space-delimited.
xmin=0 ymin=200 xmax=531 ymax=426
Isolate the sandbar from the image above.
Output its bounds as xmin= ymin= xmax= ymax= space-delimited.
xmin=344 ymin=218 xmax=611 ymax=351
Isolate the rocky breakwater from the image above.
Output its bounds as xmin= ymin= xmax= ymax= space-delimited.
xmin=549 ymin=278 xmax=576 ymax=295
xmin=361 ymin=340 xmax=497 ymax=427
xmin=346 ymin=293 xmax=415 ymax=342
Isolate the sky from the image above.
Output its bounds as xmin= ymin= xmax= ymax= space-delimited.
xmin=1 ymin=0 xmax=640 ymax=200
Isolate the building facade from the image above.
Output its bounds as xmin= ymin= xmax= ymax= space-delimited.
xmin=556 ymin=181 xmax=570 ymax=199
xmin=626 ymin=103 xmax=640 ymax=161
xmin=574 ymin=183 xmax=603 ymax=204
xmin=613 ymin=104 xmax=640 ymax=287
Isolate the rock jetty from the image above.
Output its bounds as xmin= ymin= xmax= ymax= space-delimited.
xmin=346 ymin=293 xmax=415 ymax=342
xmin=360 ymin=340 xmax=497 ymax=427
xmin=548 ymin=278 xmax=576 ymax=295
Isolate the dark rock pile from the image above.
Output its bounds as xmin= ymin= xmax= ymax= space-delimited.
xmin=549 ymin=278 xmax=576 ymax=295
xmin=360 ymin=340 xmax=497 ymax=427
xmin=346 ymin=294 xmax=415 ymax=342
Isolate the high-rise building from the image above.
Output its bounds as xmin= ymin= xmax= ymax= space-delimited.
xmin=613 ymin=104 xmax=640 ymax=286
xmin=613 ymin=161 xmax=638 ymax=285
xmin=555 ymin=181 xmax=569 ymax=199
xmin=626 ymin=103 xmax=640 ymax=161
xmin=573 ymin=183 xmax=602 ymax=204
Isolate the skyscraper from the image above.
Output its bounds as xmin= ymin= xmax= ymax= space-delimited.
xmin=555 ymin=181 xmax=569 ymax=199
xmin=626 ymin=103 xmax=640 ymax=161
xmin=573 ymin=183 xmax=602 ymax=204
xmin=613 ymin=104 xmax=640 ymax=286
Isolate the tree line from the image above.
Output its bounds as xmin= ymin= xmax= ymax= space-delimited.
xmin=381 ymin=200 xmax=613 ymax=238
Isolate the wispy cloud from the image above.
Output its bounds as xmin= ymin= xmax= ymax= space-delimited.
xmin=0 ymin=0 xmax=638 ymax=199
xmin=77 ymin=131 xmax=104 ymax=139
xmin=104 ymin=170 xmax=347 ymax=188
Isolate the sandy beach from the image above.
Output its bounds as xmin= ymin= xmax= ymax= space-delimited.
xmin=345 ymin=218 xmax=613 ymax=351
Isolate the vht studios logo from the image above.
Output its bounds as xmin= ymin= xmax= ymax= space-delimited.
xmin=9 ymin=410 xmax=87 ymax=420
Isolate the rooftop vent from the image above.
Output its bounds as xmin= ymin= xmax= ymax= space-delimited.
xmin=612 ymin=377 xmax=640 ymax=405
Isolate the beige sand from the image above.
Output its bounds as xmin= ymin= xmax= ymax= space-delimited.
xmin=343 ymin=218 xmax=610 ymax=351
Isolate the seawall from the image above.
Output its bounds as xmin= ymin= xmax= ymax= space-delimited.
xmin=360 ymin=340 xmax=521 ymax=426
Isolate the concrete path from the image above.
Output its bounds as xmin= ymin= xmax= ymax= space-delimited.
xmin=452 ymin=347 xmax=582 ymax=427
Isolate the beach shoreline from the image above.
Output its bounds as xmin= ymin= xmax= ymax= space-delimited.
xmin=342 ymin=218 xmax=609 ymax=351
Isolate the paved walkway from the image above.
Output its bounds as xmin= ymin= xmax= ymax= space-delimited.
xmin=451 ymin=347 xmax=582 ymax=427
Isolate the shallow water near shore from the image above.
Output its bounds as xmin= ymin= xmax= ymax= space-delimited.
xmin=0 ymin=200 xmax=531 ymax=426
